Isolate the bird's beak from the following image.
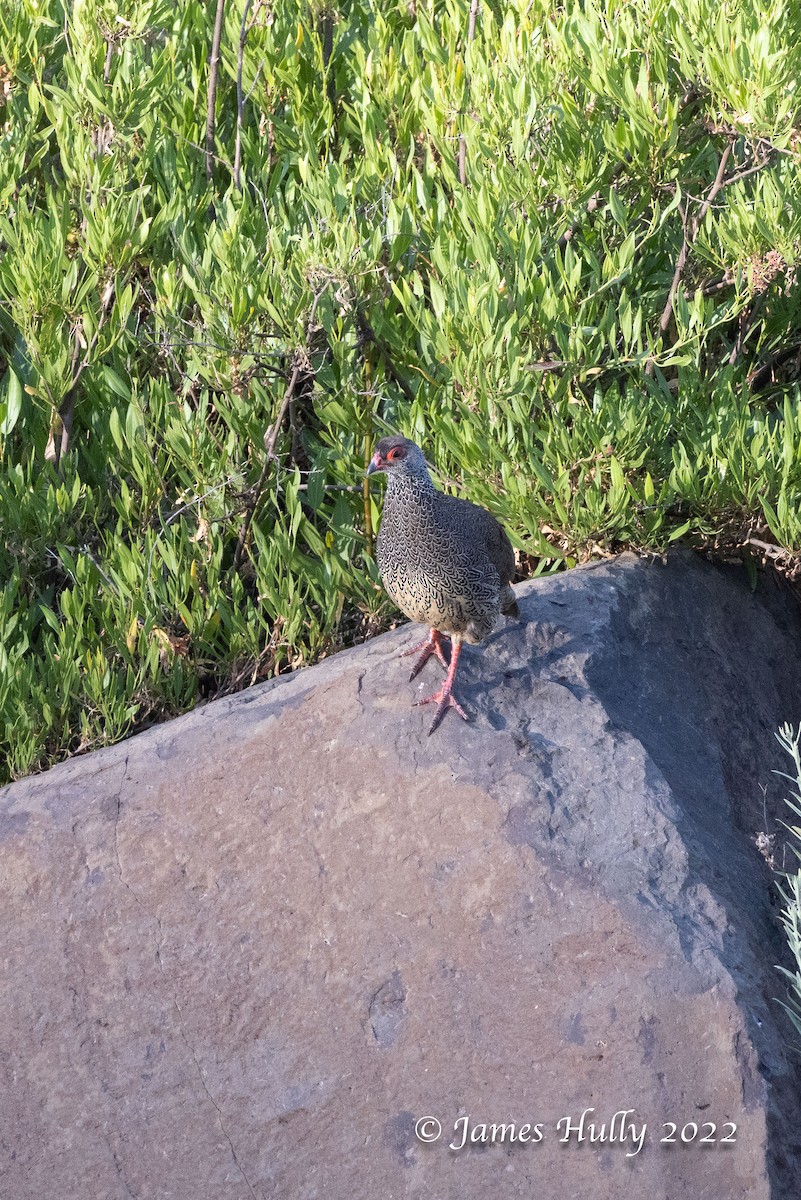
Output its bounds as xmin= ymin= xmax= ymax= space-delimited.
xmin=366 ymin=453 xmax=382 ymax=476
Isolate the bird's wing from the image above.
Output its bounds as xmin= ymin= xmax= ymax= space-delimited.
xmin=483 ymin=513 xmax=516 ymax=586
xmin=440 ymin=494 xmax=516 ymax=585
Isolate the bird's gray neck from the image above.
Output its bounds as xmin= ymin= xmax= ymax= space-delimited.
xmin=384 ymin=467 xmax=436 ymax=505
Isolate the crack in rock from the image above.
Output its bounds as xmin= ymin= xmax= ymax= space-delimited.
xmin=111 ymin=760 xmax=257 ymax=1199
xmin=369 ymin=971 xmax=407 ymax=1047
xmin=154 ymin=917 xmax=257 ymax=1200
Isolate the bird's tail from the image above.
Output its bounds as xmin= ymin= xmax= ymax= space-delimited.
xmin=501 ymin=584 xmax=520 ymax=619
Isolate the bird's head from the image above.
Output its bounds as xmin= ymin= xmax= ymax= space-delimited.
xmin=366 ymin=435 xmax=430 ymax=479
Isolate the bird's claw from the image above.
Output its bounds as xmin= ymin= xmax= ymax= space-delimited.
xmin=414 ymin=686 xmax=469 ymax=735
xmin=401 ymin=631 xmax=450 ymax=680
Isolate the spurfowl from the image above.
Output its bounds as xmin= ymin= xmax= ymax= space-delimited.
xmin=367 ymin=435 xmax=519 ymax=734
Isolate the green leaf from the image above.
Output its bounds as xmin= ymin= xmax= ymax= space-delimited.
xmin=668 ymin=520 xmax=693 ymax=542
xmin=1 ymin=369 xmax=22 ymax=435
xmin=103 ymin=366 xmax=131 ymax=401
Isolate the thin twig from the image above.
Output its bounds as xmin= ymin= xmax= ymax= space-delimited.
xmin=150 ymin=336 xmax=288 ymax=360
xmin=287 ymin=370 xmax=303 ymax=466
xmin=206 ymin=0 xmax=227 ymax=184
xmin=729 ymin=305 xmax=755 ymax=366
xmin=748 ymin=343 xmax=801 ymax=392
xmin=717 ymin=155 xmax=773 ymax=190
xmin=145 ymin=473 xmax=253 ymax=599
xmin=362 ymin=356 xmax=373 ymax=555
xmin=691 ymin=143 xmax=732 ymax=235
xmin=80 ymin=543 xmax=118 ymax=592
xmin=678 ymin=159 xmax=772 ymax=306
xmin=467 ymin=0 xmax=479 ymax=41
xmin=234 ymin=0 xmax=254 ymax=190
xmin=457 ymin=0 xmax=479 ymax=186
xmin=299 ymin=483 xmax=360 ymax=493
xmin=557 ymin=192 xmax=601 ymax=252
xmin=173 ymin=130 xmax=234 ymax=173
xmin=46 ymin=281 xmax=116 ymax=467
xmin=555 ymin=163 xmax=626 ymax=252
xmin=645 ymin=143 xmax=732 ymax=378
xmin=231 ymin=363 xmax=302 ymax=572
xmin=355 ymin=306 xmax=415 ymax=403
xmin=684 ymin=275 xmax=732 ymax=299
xmin=525 ymin=359 xmax=567 ymax=373
xmin=656 ymin=197 xmax=690 ymax=335
xmin=231 ymin=285 xmax=329 ymax=571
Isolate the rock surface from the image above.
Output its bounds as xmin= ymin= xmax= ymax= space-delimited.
xmin=2 ymin=550 xmax=800 ymax=1199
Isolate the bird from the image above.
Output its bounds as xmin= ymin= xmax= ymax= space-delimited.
xmin=366 ymin=435 xmax=519 ymax=734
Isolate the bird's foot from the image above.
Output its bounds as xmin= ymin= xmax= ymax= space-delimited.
xmin=414 ymin=684 xmax=469 ymax=735
xmin=401 ymin=629 xmax=450 ymax=681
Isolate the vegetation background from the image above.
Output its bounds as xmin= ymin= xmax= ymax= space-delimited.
xmin=1 ymin=0 xmax=801 ymax=784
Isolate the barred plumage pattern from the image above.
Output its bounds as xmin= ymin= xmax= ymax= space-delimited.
xmin=374 ymin=440 xmax=519 ymax=644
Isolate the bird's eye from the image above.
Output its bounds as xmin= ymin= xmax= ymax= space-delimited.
xmin=387 ymin=447 xmax=403 ymax=461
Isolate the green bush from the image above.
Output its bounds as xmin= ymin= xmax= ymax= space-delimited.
xmin=2 ymin=0 xmax=801 ymax=780
xmin=773 ymin=723 xmax=801 ymax=1043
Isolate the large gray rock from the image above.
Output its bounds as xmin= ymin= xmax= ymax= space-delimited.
xmin=2 ymin=550 xmax=799 ymax=1198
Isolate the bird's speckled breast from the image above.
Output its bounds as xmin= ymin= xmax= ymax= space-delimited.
xmin=376 ymin=475 xmax=500 ymax=640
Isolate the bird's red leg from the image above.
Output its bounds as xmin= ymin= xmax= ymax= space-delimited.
xmin=401 ymin=629 xmax=450 ymax=680
xmin=413 ymin=638 xmax=469 ymax=734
